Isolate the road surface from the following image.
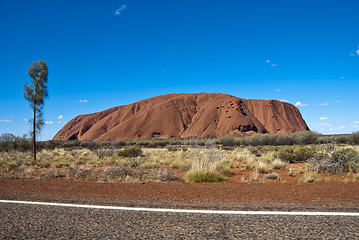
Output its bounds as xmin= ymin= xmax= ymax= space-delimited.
xmin=1 ymin=200 xmax=359 ymax=239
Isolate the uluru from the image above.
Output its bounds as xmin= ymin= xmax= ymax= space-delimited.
xmin=53 ymin=93 xmax=309 ymax=141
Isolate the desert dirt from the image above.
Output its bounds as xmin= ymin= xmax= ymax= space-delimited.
xmin=1 ymin=171 xmax=358 ymax=212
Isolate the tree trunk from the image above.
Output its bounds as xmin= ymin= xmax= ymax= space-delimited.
xmin=33 ymin=108 xmax=36 ymax=163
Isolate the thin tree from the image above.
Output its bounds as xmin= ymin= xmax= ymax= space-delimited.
xmin=23 ymin=60 xmax=48 ymax=162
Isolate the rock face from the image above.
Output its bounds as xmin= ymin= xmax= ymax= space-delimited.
xmin=53 ymin=93 xmax=309 ymax=141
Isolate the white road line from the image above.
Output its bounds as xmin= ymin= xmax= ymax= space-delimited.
xmin=1 ymin=200 xmax=359 ymax=216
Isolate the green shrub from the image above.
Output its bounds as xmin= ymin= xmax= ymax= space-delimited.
xmin=61 ymin=140 xmax=81 ymax=149
xmin=123 ymin=158 xmax=145 ymax=168
xmin=249 ymin=146 xmax=262 ymax=157
xmin=220 ymin=168 xmax=232 ymax=176
xmin=184 ymin=169 xmax=225 ymax=182
xmin=166 ymin=145 xmax=181 ymax=152
xmin=335 ymin=135 xmax=350 ymax=144
xmin=1 ymin=161 xmax=18 ymax=171
xmin=217 ymin=134 xmax=238 ymax=146
xmin=96 ymin=148 xmax=115 ymax=158
xmin=0 ymin=133 xmax=31 ymax=152
xmin=276 ymin=134 xmax=294 ymax=145
xmin=276 ymin=146 xmax=295 ymax=163
xmin=37 ymin=160 xmax=51 ymax=168
xmin=118 ymin=147 xmax=143 ymax=157
xmin=80 ymin=141 xmax=101 ymax=150
xmin=216 ymin=160 xmax=234 ymax=170
xmin=293 ymin=131 xmax=319 ymax=145
xmin=332 ymin=148 xmax=359 ymax=173
xmin=294 ymin=146 xmax=316 ymax=162
xmin=170 ymin=160 xmax=191 ymax=170
xmin=139 ymin=161 xmax=158 ymax=169
xmin=317 ymin=136 xmax=333 ymax=144
xmin=351 ymin=132 xmax=359 ymax=144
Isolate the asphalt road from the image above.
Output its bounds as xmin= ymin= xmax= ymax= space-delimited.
xmin=1 ymin=202 xmax=359 ymax=239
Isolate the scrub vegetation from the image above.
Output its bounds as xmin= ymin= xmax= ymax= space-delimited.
xmin=0 ymin=131 xmax=359 ymax=183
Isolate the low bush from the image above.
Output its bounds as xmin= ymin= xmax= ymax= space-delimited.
xmin=351 ymin=132 xmax=359 ymax=144
xmin=80 ymin=141 xmax=101 ymax=150
xmin=293 ymin=131 xmax=319 ymax=145
xmin=271 ymin=158 xmax=287 ymax=170
xmin=217 ymin=134 xmax=238 ymax=146
xmin=61 ymin=140 xmax=81 ymax=149
xmin=96 ymin=148 xmax=115 ymax=158
xmin=220 ymin=168 xmax=232 ymax=176
xmin=139 ymin=161 xmax=158 ymax=169
xmin=265 ymin=172 xmax=280 ymax=180
xmin=276 ymin=146 xmax=295 ymax=163
xmin=184 ymin=169 xmax=225 ymax=182
xmin=256 ymin=161 xmax=269 ymax=174
xmin=118 ymin=147 xmax=143 ymax=157
xmin=243 ymin=156 xmax=257 ymax=169
xmin=299 ymin=171 xmax=320 ymax=183
xmin=294 ymin=146 xmax=316 ymax=162
xmin=123 ymin=157 xmax=145 ymax=168
xmin=148 ymin=168 xmax=178 ymax=182
xmin=332 ymin=148 xmax=359 ymax=173
xmin=335 ymin=135 xmax=350 ymax=144
xmin=312 ymin=148 xmax=359 ymax=174
xmin=99 ymin=166 xmax=132 ymax=181
xmin=170 ymin=159 xmax=191 ymax=170
xmin=166 ymin=145 xmax=182 ymax=152
xmin=216 ymin=160 xmax=234 ymax=170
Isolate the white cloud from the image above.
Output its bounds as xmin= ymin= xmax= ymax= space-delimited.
xmin=338 ymin=126 xmax=347 ymax=129
xmin=265 ymin=60 xmax=277 ymax=67
xmin=354 ymin=121 xmax=359 ymax=124
xmin=279 ymin=99 xmax=288 ymax=102
xmin=350 ymin=45 xmax=359 ymax=56
xmin=315 ymin=122 xmax=331 ymax=127
xmin=45 ymin=121 xmax=53 ymax=124
xmin=0 ymin=119 xmax=11 ymax=122
xmin=295 ymin=101 xmax=308 ymax=107
xmin=319 ymin=117 xmax=329 ymax=120
xmin=115 ymin=5 xmax=127 ymax=15
xmin=352 ymin=125 xmax=359 ymax=128
xmin=275 ymin=89 xmax=280 ymax=92
xmin=337 ymin=100 xmax=341 ymax=103
xmin=77 ymin=100 xmax=88 ymax=103
xmin=329 ymin=128 xmax=334 ymax=131
xmin=318 ymin=103 xmax=329 ymax=106
xmin=58 ymin=115 xmax=64 ymax=119
xmin=340 ymin=77 xmax=344 ymax=79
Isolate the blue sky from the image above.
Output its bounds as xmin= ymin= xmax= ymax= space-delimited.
xmin=0 ymin=0 xmax=358 ymax=140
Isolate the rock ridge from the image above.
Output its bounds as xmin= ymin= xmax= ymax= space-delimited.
xmin=53 ymin=93 xmax=309 ymax=141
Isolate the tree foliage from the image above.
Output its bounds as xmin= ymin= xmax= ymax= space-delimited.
xmin=23 ymin=60 xmax=48 ymax=161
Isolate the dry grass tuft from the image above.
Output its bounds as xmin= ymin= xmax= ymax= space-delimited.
xmin=299 ymin=171 xmax=321 ymax=183
xmin=184 ymin=169 xmax=224 ymax=183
